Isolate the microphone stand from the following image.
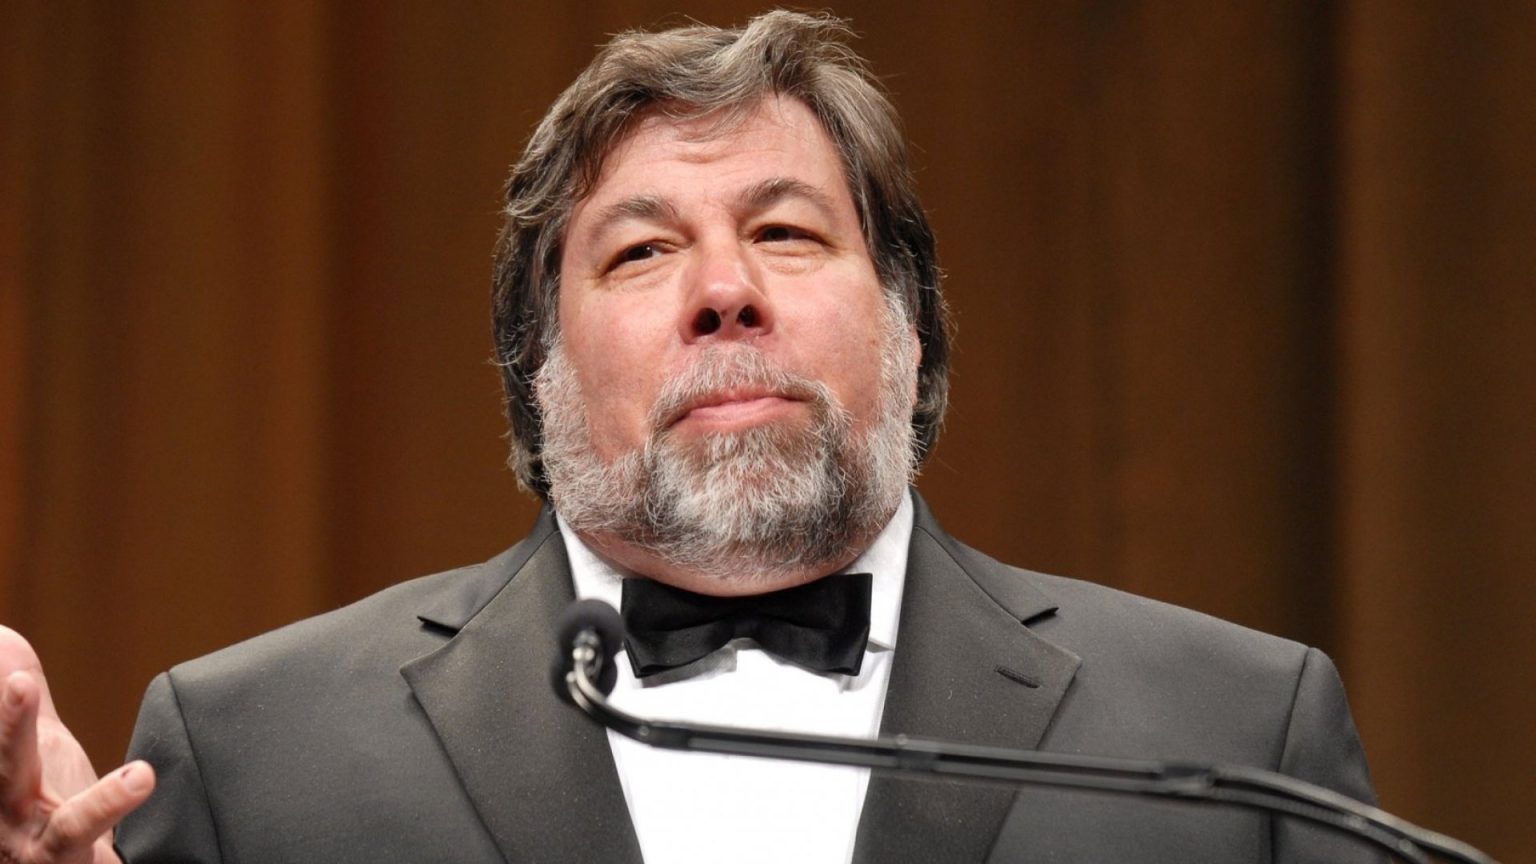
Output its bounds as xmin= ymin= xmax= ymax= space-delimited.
xmin=562 ymin=636 xmax=1496 ymax=864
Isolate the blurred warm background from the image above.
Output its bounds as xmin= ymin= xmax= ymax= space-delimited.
xmin=3 ymin=3 xmax=1532 ymax=860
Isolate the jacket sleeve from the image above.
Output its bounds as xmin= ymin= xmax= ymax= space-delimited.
xmin=1273 ymin=647 xmax=1383 ymax=863
xmin=115 ymin=671 xmax=224 ymax=864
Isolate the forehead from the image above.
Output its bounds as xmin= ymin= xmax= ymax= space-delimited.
xmin=572 ymin=95 xmax=854 ymax=217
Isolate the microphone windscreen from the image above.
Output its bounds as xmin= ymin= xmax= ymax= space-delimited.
xmin=552 ymin=598 xmax=625 ymax=698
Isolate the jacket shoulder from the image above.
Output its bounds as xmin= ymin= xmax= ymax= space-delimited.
xmin=911 ymin=500 xmax=1333 ymax=762
xmin=915 ymin=502 xmax=1312 ymax=676
xmin=165 ymin=512 xmax=562 ymax=692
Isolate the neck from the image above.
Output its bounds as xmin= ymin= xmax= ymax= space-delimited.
xmin=574 ymin=522 xmax=884 ymax=597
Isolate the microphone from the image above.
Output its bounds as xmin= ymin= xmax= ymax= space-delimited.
xmin=551 ymin=598 xmax=623 ymax=702
xmin=553 ymin=599 xmax=1496 ymax=864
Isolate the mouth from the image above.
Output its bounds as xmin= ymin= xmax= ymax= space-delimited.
xmin=665 ymin=390 xmax=806 ymax=433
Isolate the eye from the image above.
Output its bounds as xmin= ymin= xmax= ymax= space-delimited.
xmin=756 ymin=224 xmax=815 ymax=243
xmin=607 ymin=242 xmax=663 ymax=272
xmin=622 ymin=243 xmax=659 ymax=262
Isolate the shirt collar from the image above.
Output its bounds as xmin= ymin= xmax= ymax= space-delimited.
xmin=560 ymin=490 xmax=913 ymax=652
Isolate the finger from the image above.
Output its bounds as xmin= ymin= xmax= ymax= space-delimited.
xmin=0 ymin=627 xmax=43 ymax=678
xmin=38 ymin=761 xmax=155 ymax=856
xmin=0 ymin=628 xmax=61 ymax=722
xmin=0 ymin=671 xmax=43 ymax=815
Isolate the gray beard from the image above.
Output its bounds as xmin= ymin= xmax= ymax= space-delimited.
xmin=536 ymin=302 xmax=917 ymax=587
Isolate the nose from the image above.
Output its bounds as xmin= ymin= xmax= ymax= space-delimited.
xmin=679 ymin=240 xmax=772 ymax=342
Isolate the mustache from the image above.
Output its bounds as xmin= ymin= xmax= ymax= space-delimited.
xmin=647 ymin=347 xmax=835 ymax=432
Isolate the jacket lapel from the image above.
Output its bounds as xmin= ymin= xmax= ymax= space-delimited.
xmin=854 ymin=495 xmax=1082 ymax=863
xmin=400 ymin=511 xmax=644 ymax=863
xmin=398 ymin=497 xmax=1076 ymax=863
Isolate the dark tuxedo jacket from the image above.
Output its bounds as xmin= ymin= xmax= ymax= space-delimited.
xmin=117 ymin=495 xmax=1375 ymax=862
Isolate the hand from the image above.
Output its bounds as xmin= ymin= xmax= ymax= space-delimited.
xmin=0 ymin=627 xmax=154 ymax=864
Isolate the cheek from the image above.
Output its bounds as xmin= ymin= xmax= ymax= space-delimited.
xmin=561 ymin=299 xmax=669 ymax=450
xmin=799 ymin=289 xmax=893 ymax=418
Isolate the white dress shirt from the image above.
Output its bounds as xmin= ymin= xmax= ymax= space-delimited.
xmin=561 ymin=491 xmax=913 ymax=864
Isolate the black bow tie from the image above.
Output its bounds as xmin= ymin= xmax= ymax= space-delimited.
xmin=620 ymin=573 xmax=873 ymax=678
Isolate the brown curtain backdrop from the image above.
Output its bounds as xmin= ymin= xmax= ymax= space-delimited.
xmin=4 ymin=2 xmax=1532 ymax=859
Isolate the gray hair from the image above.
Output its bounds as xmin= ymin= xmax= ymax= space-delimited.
xmin=491 ymin=10 xmax=950 ymax=497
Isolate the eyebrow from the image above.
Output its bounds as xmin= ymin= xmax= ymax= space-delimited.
xmin=580 ymin=194 xmax=682 ymax=248
xmin=735 ymin=177 xmax=839 ymax=221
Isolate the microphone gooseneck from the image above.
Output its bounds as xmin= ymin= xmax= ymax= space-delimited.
xmin=552 ymin=599 xmax=1497 ymax=864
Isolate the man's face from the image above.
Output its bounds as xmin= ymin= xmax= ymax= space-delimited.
xmin=541 ymin=95 xmax=917 ymax=589
xmin=556 ymin=95 xmax=898 ymax=466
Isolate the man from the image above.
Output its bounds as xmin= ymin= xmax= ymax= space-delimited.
xmin=0 ymin=11 xmax=1374 ymax=863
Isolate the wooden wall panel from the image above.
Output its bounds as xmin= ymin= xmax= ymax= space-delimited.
xmin=6 ymin=0 xmax=335 ymax=767
xmin=2 ymin=2 xmax=1530 ymax=859
xmin=1338 ymin=2 xmax=1536 ymax=854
